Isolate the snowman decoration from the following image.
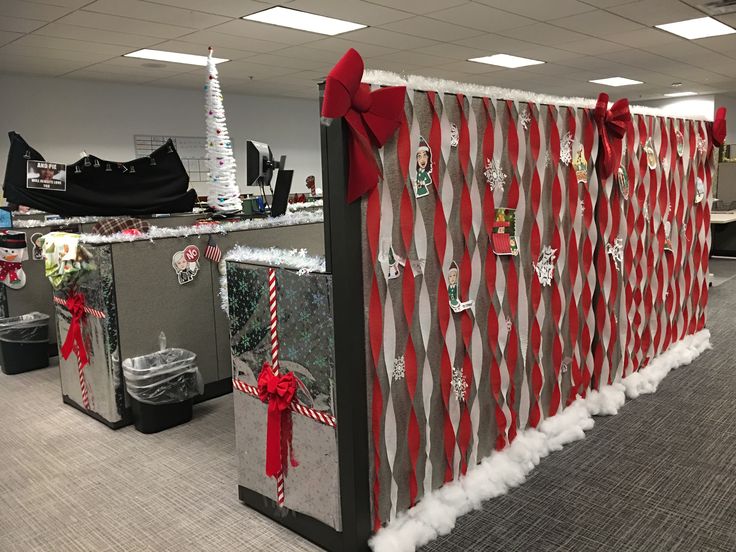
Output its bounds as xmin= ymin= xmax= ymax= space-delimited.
xmin=0 ymin=231 xmax=29 ymax=289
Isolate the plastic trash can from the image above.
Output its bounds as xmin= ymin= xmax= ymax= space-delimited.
xmin=0 ymin=312 xmax=50 ymax=375
xmin=122 ymin=347 xmax=202 ymax=434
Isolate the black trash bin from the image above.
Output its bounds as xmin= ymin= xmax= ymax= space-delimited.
xmin=123 ymin=348 xmax=202 ymax=434
xmin=0 ymin=312 xmax=50 ymax=375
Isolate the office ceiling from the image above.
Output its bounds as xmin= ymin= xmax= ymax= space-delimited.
xmin=2 ymin=0 xmax=736 ymax=101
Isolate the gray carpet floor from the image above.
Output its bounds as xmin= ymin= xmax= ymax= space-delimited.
xmin=2 ymin=272 xmax=735 ymax=552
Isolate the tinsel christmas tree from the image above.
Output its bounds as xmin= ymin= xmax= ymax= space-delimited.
xmin=205 ymin=47 xmax=242 ymax=213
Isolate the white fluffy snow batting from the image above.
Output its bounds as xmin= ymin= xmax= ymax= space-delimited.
xmin=369 ymin=330 xmax=711 ymax=552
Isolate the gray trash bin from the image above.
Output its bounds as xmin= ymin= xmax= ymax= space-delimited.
xmin=0 ymin=312 xmax=50 ymax=375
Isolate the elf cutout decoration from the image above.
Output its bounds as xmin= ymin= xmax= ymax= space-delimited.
xmin=414 ymin=137 xmax=432 ymax=199
xmin=0 ymin=231 xmax=28 ymax=289
xmin=574 ymin=148 xmax=588 ymax=185
xmin=447 ymin=261 xmax=473 ymax=313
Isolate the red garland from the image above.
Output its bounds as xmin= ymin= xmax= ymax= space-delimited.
xmin=593 ymin=92 xmax=631 ymax=180
xmin=60 ymin=291 xmax=89 ymax=368
xmin=0 ymin=261 xmax=21 ymax=283
xmin=257 ymin=363 xmax=299 ymax=479
xmin=321 ymin=48 xmax=406 ymax=203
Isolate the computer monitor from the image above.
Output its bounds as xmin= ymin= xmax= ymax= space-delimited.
xmin=245 ymin=140 xmax=292 ymax=215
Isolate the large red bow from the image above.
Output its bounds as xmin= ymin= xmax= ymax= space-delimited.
xmin=257 ymin=364 xmax=299 ymax=479
xmin=712 ymin=106 xmax=727 ymax=147
xmin=593 ymin=92 xmax=631 ymax=180
xmin=322 ymin=48 xmax=406 ymax=203
xmin=0 ymin=261 xmax=21 ymax=284
xmin=60 ymin=291 xmax=89 ymax=368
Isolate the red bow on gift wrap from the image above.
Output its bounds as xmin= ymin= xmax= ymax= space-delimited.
xmin=0 ymin=261 xmax=21 ymax=283
xmin=322 ymin=48 xmax=406 ymax=203
xmin=593 ymin=92 xmax=631 ymax=180
xmin=60 ymin=291 xmax=89 ymax=368
xmin=711 ymin=106 xmax=727 ymax=148
xmin=257 ymin=364 xmax=299 ymax=479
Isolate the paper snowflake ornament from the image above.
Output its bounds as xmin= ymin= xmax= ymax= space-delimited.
xmin=484 ymin=158 xmax=507 ymax=192
xmin=606 ymin=238 xmax=624 ymax=273
xmin=533 ymin=245 xmax=557 ymax=287
xmin=519 ymin=107 xmax=531 ymax=131
xmin=579 ymin=199 xmax=585 ymax=214
xmin=450 ymin=123 xmax=459 ymax=147
xmin=643 ymin=202 xmax=650 ymax=222
xmin=696 ymin=135 xmax=707 ymax=156
xmin=392 ymin=356 xmax=405 ymax=381
xmin=560 ymin=132 xmax=573 ymax=166
xmin=451 ymin=365 xmax=468 ymax=402
xmin=205 ymin=47 xmax=242 ymax=213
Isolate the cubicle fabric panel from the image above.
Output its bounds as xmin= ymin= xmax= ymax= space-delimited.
xmin=56 ymin=245 xmax=125 ymax=424
xmin=228 ymin=263 xmax=340 ymax=530
xmin=361 ymin=88 xmax=714 ymax=527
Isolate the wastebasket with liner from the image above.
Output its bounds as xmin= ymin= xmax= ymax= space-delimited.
xmin=122 ymin=338 xmax=202 ymax=433
xmin=0 ymin=312 xmax=50 ymax=374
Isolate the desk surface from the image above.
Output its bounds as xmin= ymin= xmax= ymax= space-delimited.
xmin=711 ymin=210 xmax=736 ymax=224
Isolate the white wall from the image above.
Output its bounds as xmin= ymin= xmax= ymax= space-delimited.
xmin=634 ymin=95 xmax=715 ymax=121
xmin=0 ymin=74 xmax=322 ymax=196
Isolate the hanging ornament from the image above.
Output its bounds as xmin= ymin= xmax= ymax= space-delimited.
xmin=484 ymin=158 xmax=507 ymax=192
xmin=663 ymin=220 xmax=674 ymax=252
xmin=560 ymin=132 xmax=573 ymax=166
xmin=83 ymin=157 xmax=91 ymax=167
xmin=492 ymin=208 xmax=519 ymax=256
xmin=518 ymin=106 xmax=531 ymax=131
xmin=413 ymin=137 xmax=433 ymax=199
xmin=643 ymin=202 xmax=650 ymax=222
xmin=93 ymin=159 xmax=100 ymax=168
xmin=696 ymin=135 xmax=707 ymax=157
xmin=451 ymin=365 xmax=468 ymax=402
xmin=447 ymin=261 xmax=473 ymax=313
xmin=105 ymin=163 xmax=112 ymax=172
xmin=74 ymin=165 xmax=82 ymax=174
xmin=392 ymin=356 xmax=405 ymax=382
xmin=644 ymin=137 xmax=657 ymax=170
xmin=573 ymin=147 xmax=588 ymax=185
xmin=617 ymin=164 xmax=629 ymax=199
xmin=533 ymin=245 xmax=556 ymax=287
xmin=386 ymin=245 xmax=403 ymax=280
xmin=606 ymin=238 xmax=624 ymax=273
xmin=23 ymin=150 xmax=31 ymax=159
xmin=129 ymin=165 xmax=136 ymax=174
xmin=675 ymin=129 xmax=684 ymax=157
xmin=450 ymin=123 xmax=459 ymax=148
xmin=695 ymin=177 xmax=705 ymax=203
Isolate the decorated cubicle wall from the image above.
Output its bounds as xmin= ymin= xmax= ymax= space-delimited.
xmin=228 ymin=50 xmax=721 ymax=552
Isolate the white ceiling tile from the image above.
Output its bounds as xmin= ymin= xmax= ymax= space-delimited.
xmin=473 ymin=0 xmax=596 ymax=20
xmin=20 ymin=0 xmax=91 ymax=8
xmin=551 ymin=10 xmax=646 ymax=35
xmin=367 ymin=50 xmax=455 ymax=69
xmin=8 ymin=34 xmax=130 ymax=55
xmin=497 ymin=22 xmax=585 ymax=45
xmin=54 ymin=11 xmax=194 ymax=38
xmin=369 ymin=0 xmax=469 ymax=13
xmin=244 ymin=53 xmax=332 ymax=71
xmin=0 ymin=0 xmax=72 ymax=20
xmin=40 ymin=22 xmax=161 ymax=47
xmin=378 ymin=16 xmax=485 ymax=42
xmin=0 ymin=43 xmax=115 ymax=64
xmin=416 ymin=42 xmax=489 ymax=60
xmin=174 ymin=29 xmax=290 ymax=53
xmin=558 ymin=37 xmax=624 ymax=55
xmin=695 ymin=34 xmax=736 ymax=55
xmin=298 ymin=37 xmax=398 ymax=58
xmin=573 ymin=0 xmax=638 ymax=8
xmin=87 ymin=57 xmax=195 ymax=75
xmin=81 ymin=0 xmax=230 ymax=29
xmin=265 ymin=44 xmax=350 ymax=63
xmin=453 ymin=33 xmax=542 ymax=54
xmin=647 ymin=41 xmax=716 ymax=60
xmin=215 ymin=59 xmax=297 ymax=80
xmin=437 ymin=60 xmax=507 ymax=74
xmin=0 ymin=30 xmax=21 ymax=47
xmin=342 ymin=27 xmax=440 ymax=50
xmin=609 ymin=0 xmax=703 ymax=26
xmin=427 ymin=3 xmax=532 ymax=32
xmin=0 ymin=16 xmax=46 ymax=33
xmin=140 ymin=0 xmax=275 ymax=18
xmin=62 ymin=69 xmax=154 ymax=83
xmin=212 ymin=19 xmax=324 ymax=45
xmin=0 ymin=54 xmax=89 ymax=75
xmin=285 ymin=0 xmax=411 ymax=25
xmin=605 ymin=27 xmax=682 ymax=48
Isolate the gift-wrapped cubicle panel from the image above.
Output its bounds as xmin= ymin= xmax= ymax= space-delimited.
xmin=358 ymin=82 xmax=715 ymax=528
xmin=228 ymin=259 xmax=342 ymax=544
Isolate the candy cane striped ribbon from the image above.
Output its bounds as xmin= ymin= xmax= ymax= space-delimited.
xmin=53 ymin=294 xmax=105 ymax=409
xmin=267 ymin=267 xmax=286 ymax=505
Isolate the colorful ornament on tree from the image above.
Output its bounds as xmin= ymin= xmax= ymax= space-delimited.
xmin=447 ymin=261 xmax=473 ymax=313
xmin=484 ymin=158 xmax=506 ymax=192
xmin=413 ymin=137 xmax=432 ymax=199
xmin=205 ymin=47 xmax=242 ymax=213
xmin=0 ymin=231 xmax=28 ymax=289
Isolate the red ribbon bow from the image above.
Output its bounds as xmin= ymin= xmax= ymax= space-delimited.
xmin=257 ymin=364 xmax=299 ymax=479
xmin=593 ymin=92 xmax=631 ymax=180
xmin=711 ymin=106 xmax=727 ymax=148
xmin=60 ymin=292 xmax=89 ymax=368
xmin=322 ymin=48 xmax=406 ymax=203
xmin=0 ymin=261 xmax=21 ymax=283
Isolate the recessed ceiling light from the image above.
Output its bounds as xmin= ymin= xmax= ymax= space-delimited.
xmin=664 ymin=91 xmax=698 ymax=97
xmin=243 ymin=7 xmax=366 ymax=35
xmin=124 ymin=49 xmax=228 ymax=66
xmin=467 ymin=54 xmax=545 ymax=68
xmin=589 ymin=76 xmax=643 ymax=87
xmin=656 ymin=16 xmax=736 ymax=40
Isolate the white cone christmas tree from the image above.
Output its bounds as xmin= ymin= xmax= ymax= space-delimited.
xmin=205 ymin=47 xmax=242 ymax=213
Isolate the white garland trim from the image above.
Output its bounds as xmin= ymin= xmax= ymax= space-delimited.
xmin=79 ymin=210 xmax=323 ymax=244
xmin=288 ymin=199 xmax=323 ymax=211
xmin=370 ymin=329 xmax=711 ymax=552
xmin=363 ymin=70 xmax=711 ymax=121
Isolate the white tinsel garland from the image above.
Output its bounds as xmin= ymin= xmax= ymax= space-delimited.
xmin=205 ymin=47 xmax=242 ymax=213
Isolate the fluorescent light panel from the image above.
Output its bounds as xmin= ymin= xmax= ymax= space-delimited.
xmin=589 ymin=76 xmax=643 ymax=87
xmin=656 ymin=16 xmax=735 ymax=39
xmin=243 ymin=6 xmax=365 ymax=35
xmin=664 ymin=91 xmax=698 ymax=97
xmin=468 ymin=54 xmax=545 ymax=68
xmin=124 ymin=49 xmax=228 ymax=66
